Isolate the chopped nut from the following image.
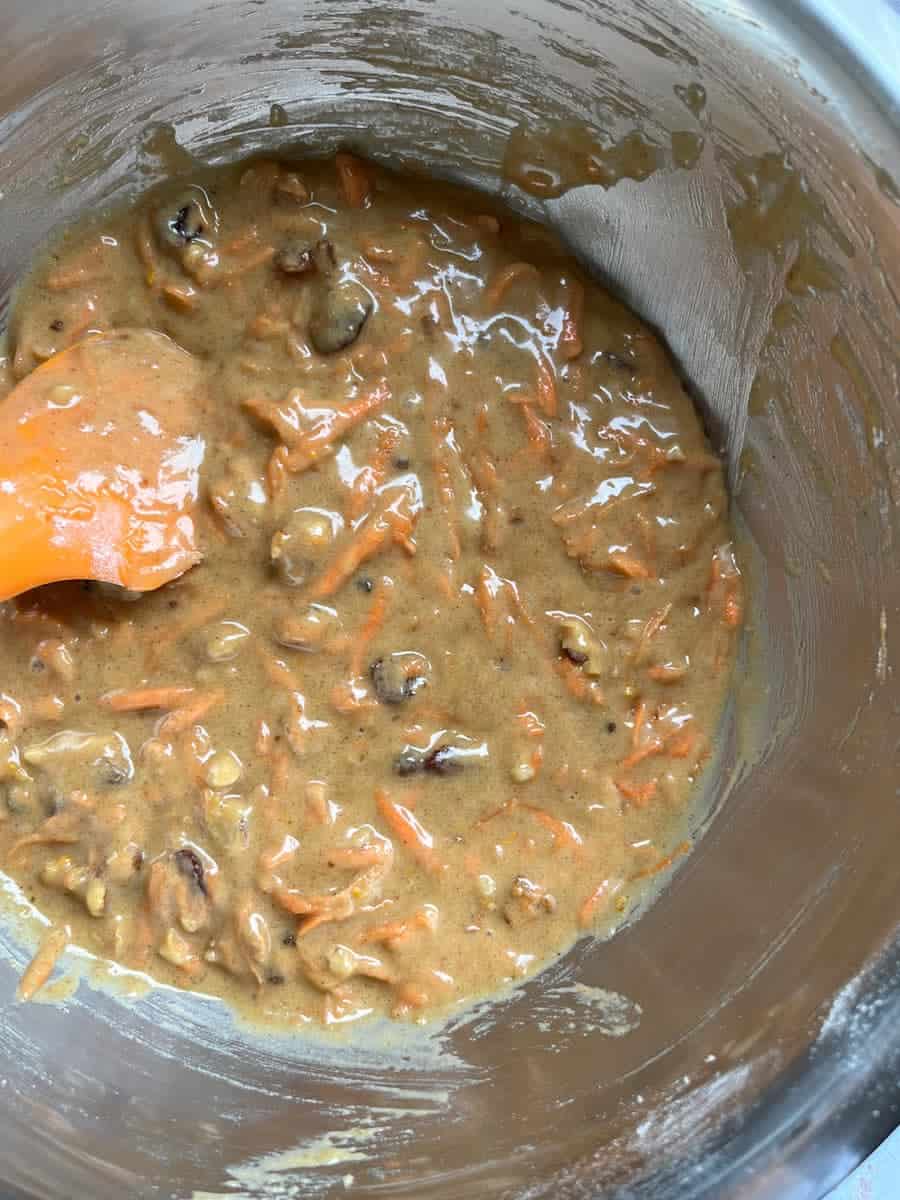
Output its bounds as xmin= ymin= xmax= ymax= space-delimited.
xmin=158 ymin=927 xmax=195 ymax=968
xmin=370 ymin=653 xmax=429 ymax=705
xmin=155 ymin=188 xmax=216 ymax=251
xmin=327 ymin=944 xmax=357 ymax=981
xmin=202 ymin=620 xmax=251 ymax=663
xmin=503 ymin=875 xmax=557 ymax=925
xmin=271 ymin=509 xmax=338 ymax=586
xmin=369 ymin=657 xmax=410 ymax=705
xmin=85 ymin=878 xmax=107 ymax=917
xmin=0 ymin=734 xmax=30 ymax=784
xmin=275 ymin=605 xmax=340 ymax=652
xmin=309 ymin=282 xmax=372 ymax=354
xmin=63 ymin=862 xmax=90 ymax=893
xmin=510 ymin=761 xmax=536 ymax=784
xmin=173 ymin=846 xmax=208 ymax=895
xmin=205 ymin=750 xmax=243 ymax=790
xmin=558 ymin=617 xmax=606 ymax=676
xmin=274 ymin=170 xmax=310 ymax=205
xmin=6 ymin=781 xmax=38 ymax=816
xmin=201 ymin=790 xmax=251 ymax=851
xmin=274 ymin=243 xmax=315 ymax=275
xmin=41 ymin=855 xmax=72 ymax=887
xmin=23 ymin=730 xmax=134 ymax=787
xmin=238 ymin=906 xmax=272 ymax=965
xmin=476 ymin=874 xmax=496 ymax=901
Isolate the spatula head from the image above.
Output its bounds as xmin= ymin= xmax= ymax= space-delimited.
xmin=0 ymin=328 xmax=207 ymax=601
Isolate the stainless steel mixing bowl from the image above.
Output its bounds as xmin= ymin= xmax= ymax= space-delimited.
xmin=0 ymin=2 xmax=898 ymax=1198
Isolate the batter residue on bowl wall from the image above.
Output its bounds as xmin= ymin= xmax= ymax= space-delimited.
xmin=0 ymin=153 xmax=742 ymax=1026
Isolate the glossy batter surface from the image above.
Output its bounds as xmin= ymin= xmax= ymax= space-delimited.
xmin=0 ymin=156 xmax=742 ymax=1026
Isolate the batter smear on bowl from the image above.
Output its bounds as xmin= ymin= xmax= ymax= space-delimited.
xmin=0 ymin=154 xmax=742 ymax=1025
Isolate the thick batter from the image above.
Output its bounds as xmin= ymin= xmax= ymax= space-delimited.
xmin=0 ymin=155 xmax=742 ymax=1026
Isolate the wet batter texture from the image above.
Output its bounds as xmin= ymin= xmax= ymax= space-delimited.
xmin=0 ymin=155 xmax=742 ymax=1026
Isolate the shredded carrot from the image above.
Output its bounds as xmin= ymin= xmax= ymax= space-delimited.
xmin=270 ymin=744 xmax=291 ymax=795
xmin=347 ymin=425 xmax=400 ymax=521
xmin=527 ymin=806 xmax=583 ymax=851
xmin=535 ymin=352 xmax=558 ymax=418
xmin=18 ymin=926 xmax=69 ymax=1001
xmin=578 ymin=879 xmax=620 ymax=928
xmin=266 ymin=443 xmax=290 ymax=502
xmin=218 ymin=245 xmax=276 ymax=279
xmin=149 ymin=597 xmax=229 ymax=663
xmin=620 ymin=740 xmax=663 ymax=771
xmin=305 ymin=780 xmax=332 ymax=825
xmin=555 ymin=658 xmax=604 ymax=705
xmin=376 ymin=788 xmax=444 ymax=873
xmin=336 ymin=152 xmax=375 ymax=208
xmin=431 ymin=417 xmax=462 ymax=561
xmin=666 ymin=730 xmax=696 ymax=759
xmin=558 ymin=277 xmax=584 ymax=360
xmin=724 ymin=589 xmax=742 ymax=627
xmin=100 ymin=686 xmax=196 ymax=712
xmin=255 ymin=719 xmax=273 ymax=757
xmin=516 ymin=708 xmax=545 ymax=738
xmin=630 ymin=700 xmax=647 ymax=751
xmin=260 ymin=649 xmax=299 ymax=691
xmin=615 ymin=778 xmax=658 ymax=806
xmin=308 ymin=519 xmax=389 ymax=600
xmin=284 ymin=382 xmax=390 ymax=473
xmin=349 ymin=581 xmax=391 ymax=677
xmin=474 ymin=566 xmax=497 ymax=635
xmin=630 ymin=839 xmax=690 ymax=882
xmin=359 ymin=908 xmax=436 ymax=946
xmin=135 ymin=214 xmax=161 ymax=287
xmin=483 ymin=261 xmax=541 ymax=309
xmin=329 ymin=680 xmax=377 ymax=714
xmin=392 ymin=981 xmax=430 ymax=1015
xmin=157 ymin=690 xmax=225 ymax=738
xmin=519 ymin=403 xmax=552 ymax=455
xmin=46 ymin=262 xmax=103 ymax=292
xmin=327 ymin=845 xmax=386 ymax=869
xmin=635 ymin=511 xmax=657 ymax=565
xmin=633 ymin=604 xmax=672 ymax=663
xmin=162 ymin=283 xmax=199 ymax=312
xmin=648 ymin=662 xmax=688 ymax=684
xmin=607 ymin=552 xmax=652 ymax=580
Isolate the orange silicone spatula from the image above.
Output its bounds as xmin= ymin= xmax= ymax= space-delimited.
xmin=0 ymin=328 xmax=208 ymax=602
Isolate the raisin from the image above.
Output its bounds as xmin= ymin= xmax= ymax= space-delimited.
xmin=370 ymin=657 xmax=410 ymax=705
xmin=393 ymin=747 xmax=424 ymax=777
xmin=172 ymin=203 xmax=204 ymax=243
xmin=309 ymin=283 xmax=372 ymax=354
xmin=424 ymin=745 xmax=465 ymax=776
xmin=173 ymin=847 xmax=207 ymax=895
xmin=562 ymin=647 xmax=589 ymax=665
xmin=274 ymin=243 xmax=315 ymax=276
